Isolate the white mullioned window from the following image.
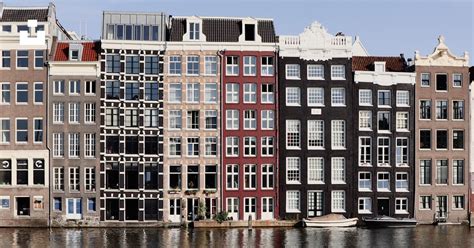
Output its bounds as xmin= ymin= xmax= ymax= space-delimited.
xmin=286 ymin=157 xmax=300 ymax=184
xmin=395 ymin=198 xmax=408 ymax=214
xmin=261 ymin=136 xmax=274 ymax=157
xmin=186 ymin=56 xmax=200 ymax=75
xmin=168 ymin=110 xmax=182 ymax=129
xmin=243 ymin=56 xmax=257 ymax=76
xmin=307 ymin=64 xmax=324 ymax=80
xmin=331 ymin=190 xmax=345 ymax=212
xmin=226 ymin=56 xmax=239 ymax=76
xmin=53 ymin=167 xmax=64 ymax=191
xmin=204 ymin=56 xmax=217 ymax=75
xmin=168 ymin=83 xmax=182 ymax=103
xmin=261 ymin=164 xmax=274 ymax=189
xmin=84 ymin=167 xmax=95 ymax=191
xmin=84 ymin=133 xmax=96 ymax=158
xmin=286 ymin=120 xmax=300 ymax=149
xmin=261 ymin=110 xmax=274 ymax=130
xmin=226 ymin=164 xmax=239 ymax=190
xmin=377 ymin=172 xmax=390 ymax=191
xmin=308 ymin=120 xmax=324 ymax=149
xmin=396 ymin=112 xmax=409 ymax=131
xmin=244 ymin=164 xmax=256 ymax=189
xmin=243 ymin=83 xmax=257 ymax=103
xmin=377 ymin=137 xmax=390 ymax=166
xmin=261 ymin=84 xmax=274 ymax=104
xmin=286 ymin=191 xmax=300 ymax=212
xmin=359 ymin=137 xmax=371 ymax=166
xmin=226 ymin=137 xmax=239 ymax=157
xmin=286 ymin=87 xmax=300 ymax=106
xmin=396 ymin=138 xmax=408 ymax=166
xmin=286 ymin=64 xmax=300 ymax=79
xmin=307 ymin=87 xmax=324 ymax=106
xmin=243 ymin=136 xmax=257 ymax=157
xmin=53 ymin=133 xmax=64 ymax=157
xmin=331 ymin=65 xmax=345 ymax=80
xmin=331 ymin=157 xmax=345 ymax=184
xmin=69 ymin=133 xmax=80 ymax=158
xmin=226 ymin=83 xmax=239 ymax=103
xmin=358 ymin=172 xmax=371 ymax=191
xmin=331 ymin=88 xmax=345 ymax=106
xmin=261 ymin=56 xmax=274 ymax=76
xmin=359 ymin=111 xmax=372 ymax=130
xmin=308 ymin=157 xmax=324 ymax=184
xmin=243 ymin=110 xmax=257 ymax=130
xmin=359 ymin=89 xmax=372 ymax=106
xmin=396 ymin=91 xmax=410 ymax=106
xmin=226 ymin=110 xmax=239 ymax=130
xmin=204 ymin=83 xmax=218 ymax=103
xmin=53 ymin=102 xmax=64 ymax=123
xmin=331 ymin=120 xmax=345 ymax=149
xmin=84 ymin=103 xmax=95 ymax=123
xmin=358 ymin=197 xmax=372 ymax=213
xmin=396 ymin=172 xmax=409 ymax=192
xmin=186 ymin=83 xmax=200 ymax=103
xmin=69 ymin=167 xmax=80 ymax=192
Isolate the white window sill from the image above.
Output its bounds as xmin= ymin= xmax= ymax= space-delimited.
xmin=395 ymin=211 xmax=409 ymax=214
xmin=331 ymin=210 xmax=346 ymax=213
xmin=358 ymin=189 xmax=372 ymax=192
xmin=396 ymin=189 xmax=409 ymax=192
xmin=285 ymin=77 xmax=301 ymax=80
xmin=286 ymin=182 xmax=301 ymax=185
xmin=331 ymin=104 xmax=346 ymax=107
xmin=308 ymin=181 xmax=325 ymax=185
xmin=359 ymin=128 xmax=373 ymax=132
xmin=358 ymin=210 xmax=372 ymax=214
xmin=286 ymin=210 xmax=301 ymax=213
xmin=377 ymin=189 xmax=390 ymax=192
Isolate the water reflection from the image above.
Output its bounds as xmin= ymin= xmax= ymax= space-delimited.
xmin=0 ymin=226 xmax=472 ymax=247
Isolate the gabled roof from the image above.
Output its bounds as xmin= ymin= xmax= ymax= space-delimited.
xmin=353 ymin=56 xmax=407 ymax=72
xmin=169 ymin=17 xmax=276 ymax=43
xmin=0 ymin=8 xmax=49 ymax=22
xmin=53 ymin=41 xmax=101 ymax=62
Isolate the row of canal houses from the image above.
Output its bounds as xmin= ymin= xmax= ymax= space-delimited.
xmin=0 ymin=3 xmax=472 ymax=227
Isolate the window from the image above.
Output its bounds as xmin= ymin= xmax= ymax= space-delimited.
xmin=84 ymin=133 xmax=96 ymax=158
xmin=189 ymin=22 xmax=200 ymax=40
xmin=203 ymin=56 xmax=217 ymax=75
xmin=419 ymin=100 xmax=431 ymax=120
xmin=286 ymin=64 xmax=300 ymax=79
xmin=168 ymin=110 xmax=182 ymax=129
xmin=53 ymin=133 xmax=64 ymax=157
xmin=307 ymin=65 xmax=324 ymax=80
xmin=331 ymin=120 xmax=345 ymax=149
xmin=145 ymin=82 xmax=158 ymax=101
xmin=286 ymin=87 xmax=300 ymax=106
xmin=244 ymin=164 xmax=256 ymax=189
xmin=16 ymin=119 xmax=28 ymax=143
xmin=244 ymin=24 xmax=255 ymax=41
xmin=419 ymin=196 xmax=431 ymax=210
xmin=244 ymin=136 xmax=257 ymax=156
xmin=204 ymin=110 xmax=217 ymax=130
xmin=187 ymin=165 xmax=199 ymax=189
xmin=308 ymin=88 xmax=324 ymax=106
xmin=0 ymin=119 xmax=10 ymax=143
xmin=378 ymin=90 xmax=391 ymax=107
xmin=226 ymin=110 xmax=239 ymax=130
xmin=34 ymin=82 xmax=43 ymax=104
xmin=169 ymin=83 xmax=182 ymax=103
xmin=421 ymin=73 xmax=430 ymax=87
xmin=204 ymin=137 xmax=217 ymax=157
xmin=359 ymin=111 xmax=372 ymax=130
xmin=106 ymin=54 xmax=121 ymax=73
xmin=243 ymin=110 xmax=256 ymax=130
xmin=331 ymin=88 xmax=345 ymax=106
xmin=286 ymin=191 xmax=300 ymax=212
xmin=436 ymin=130 xmax=448 ymax=149
xmin=436 ymin=100 xmax=448 ymax=120
xmin=187 ymin=137 xmax=199 ymax=157
xmin=187 ymin=56 xmax=200 ymax=75
xmin=125 ymin=109 xmax=139 ymax=127
xmin=205 ymin=165 xmax=217 ymax=189
xmin=69 ymin=103 xmax=80 ymax=124
xmin=125 ymin=136 xmax=139 ymax=154
xmin=226 ymin=83 xmax=239 ymax=103
xmin=34 ymin=50 xmax=44 ymax=68
xmin=358 ymin=198 xmax=372 ymax=213
xmin=88 ymin=198 xmax=96 ymax=212
xmin=144 ymin=56 xmax=159 ymax=75
xmin=226 ymin=164 xmax=239 ymax=190
xmin=359 ymin=89 xmax=372 ymax=106
xmin=261 ymin=164 xmax=274 ymax=189
xmin=331 ymin=65 xmax=345 ymax=80
xmin=378 ymin=112 xmax=390 ymax=131
xmin=204 ymin=84 xmax=217 ymax=103
xmin=69 ymin=80 xmax=80 ymax=95
xmin=261 ymin=136 xmax=274 ymax=156
xmin=125 ymin=55 xmax=140 ymax=74
xmin=396 ymin=91 xmax=409 ymax=106
xmin=105 ymin=108 xmax=119 ymax=127
xmin=69 ymin=167 xmax=80 ymax=192
xmin=436 ymin=160 xmax=448 ymax=184
xmin=243 ymin=83 xmax=257 ymax=103
xmin=124 ymin=163 xmax=139 ymax=190
xmin=261 ymin=84 xmax=274 ymax=103
xmin=359 ymin=172 xmax=371 ymax=191
xmin=105 ymin=163 xmax=119 ymax=189
xmin=395 ymin=198 xmax=408 ymax=214
xmin=186 ymin=110 xmax=199 ymax=130
xmin=169 ymin=165 xmax=181 ymax=189
xmin=105 ymin=81 xmax=120 ymax=99
xmin=169 ymin=137 xmax=181 ymax=156
xmin=307 ymin=157 xmax=324 ymax=184
xmin=1 ymin=51 xmax=11 ymax=68
xmin=395 ymin=138 xmax=408 ymax=166
xmin=420 ymin=130 xmax=431 ymax=149
xmin=377 ymin=172 xmax=390 ymax=191
xmin=84 ymin=103 xmax=96 ymax=124
xmin=286 ymin=120 xmax=300 ymax=149
xmin=396 ymin=112 xmax=408 ymax=131
xmin=377 ymin=137 xmax=390 ymax=166
xmin=53 ymin=167 xmax=64 ymax=191
xmin=125 ymin=83 xmax=140 ymax=100
xmin=436 ymin=74 xmax=447 ymax=91
xmin=261 ymin=110 xmax=274 ymax=130
xmin=261 ymin=56 xmax=274 ymax=76
xmin=331 ymin=157 xmax=345 ymax=184
xmin=308 ymin=120 xmax=324 ymax=149
xmin=359 ymin=137 xmax=371 ymax=166
xmin=0 ymin=160 xmax=11 ymax=185
xmin=0 ymin=83 xmax=10 ymax=104
xmin=33 ymin=119 xmax=43 ymax=143
xmin=169 ymin=56 xmax=182 ymax=75
xmin=452 ymin=100 xmax=464 ymax=120
xmin=145 ymin=136 xmax=158 ymax=155
xmin=331 ymin=191 xmax=345 ymax=212
xmin=420 ymin=160 xmax=432 ymax=185
xmin=2 ymin=25 xmax=11 ymax=32
xmin=396 ymin=173 xmax=408 ymax=191
xmin=69 ymin=133 xmax=80 ymax=158
xmin=16 ymin=160 xmax=28 ymax=185
xmin=16 ymin=83 xmax=28 ymax=103
xmin=243 ymin=56 xmax=256 ymax=76
xmin=106 ymin=136 xmax=120 ymax=154
xmin=453 ymin=73 xmax=462 ymax=87
xmin=453 ymin=160 xmax=464 ymax=185
xmin=226 ymin=56 xmax=239 ymax=76
xmin=84 ymin=81 xmax=96 ymax=95
xmin=453 ymin=130 xmax=464 ymax=149
xmin=286 ymin=157 xmax=300 ymax=183
xmin=453 ymin=196 xmax=465 ymax=210
xmin=16 ymin=50 xmax=28 ymax=68
xmin=85 ymin=167 xmax=95 ymax=191
xmin=226 ymin=137 xmax=239 ymax=157
xmin=186 ymin=83 xmax=200 ymax=103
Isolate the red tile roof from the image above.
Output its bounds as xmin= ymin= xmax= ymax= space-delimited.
xmin=53 ymin=41 xmax=100 ymax=62
xmin=353 ymin=56 xmax=407 ymax=72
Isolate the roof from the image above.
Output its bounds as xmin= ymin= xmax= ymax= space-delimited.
xmin=169 ymin=17 xmax=276 ymax=43
xmin=352 ymin=56 xmax=407 ymax=72
xmin=53 ymin=41 xmax=101 ymax=62
xmin=0 ymin=8 xmax=49 ymax=22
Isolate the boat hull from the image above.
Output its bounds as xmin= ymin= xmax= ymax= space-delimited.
xmin=303 ymin=218 xmax=358 ymax=228
xmin=363 ymin=219 xmax=417 ymax=228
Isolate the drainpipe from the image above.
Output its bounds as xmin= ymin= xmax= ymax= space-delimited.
xmin=274 ymin=44 xmax=279 ymax=220
xmin=45 ymin=60 xmax=52 ymax=228
xmin=217 ymin=49 xmax=225 ymax=214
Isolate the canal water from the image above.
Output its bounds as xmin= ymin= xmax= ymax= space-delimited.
xmin=0 ymin=226 xmax=471 ymax=247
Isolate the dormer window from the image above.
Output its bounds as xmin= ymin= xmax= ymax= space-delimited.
xmin=17 ymin=25 xmax=29 ymax=32
xmin=189 ymin=22 xmax=200 ymax=40
xmin=245 ymin=24 xmax=255 ymax=41
xmin=70 ymin=50 xmax=79 ymax=61
xmin=374 ymin=62 xmax=386 ymax=72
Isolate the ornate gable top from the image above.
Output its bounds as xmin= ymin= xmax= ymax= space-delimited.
xmin=415 ymin=35 xmax=469 ymax=67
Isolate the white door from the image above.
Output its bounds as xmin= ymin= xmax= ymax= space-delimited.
xmin=244 ymin=197 xmax=256 ymax=221
xmin=261 ymin=197 xmax=274 ymax=220
xmin=226 ymin=197 xmax=239 ymax=220
xmin=66 ymin=198 xmax=82 ymax=220
xmin=169 ymin=198 xmax=181 ymax=222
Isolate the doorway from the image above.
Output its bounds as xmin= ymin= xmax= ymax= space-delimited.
xmin=187 ymin=198 xmax=198 ymax=221
xmin=169 ymin=198 xmax=181 ymax=222
xmin=106 ymin=199 xmax=120 ymax=220
xmin=125 ymin=199 xmax=139 ymax=220
xmin=377 ymin=198 xmax=390 ymax=216
xmin=436 ymin=196 xmax=447 ymax=218
xmin=66 ymin=198 xmax=82 ymax=220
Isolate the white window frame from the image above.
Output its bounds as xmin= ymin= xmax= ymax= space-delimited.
xmin=358 ymin=197 xmax=372 ymax=214
xmin=307 ymin=87 xmax=324 ymax=107
xmin=69 ymin=133 xmax=80 ymax=158
xmin=285 ymin=64 xmax=300 ymax=80
xmin=261 ymin=56 xmax=274 ymax=76
xmin=226 ymin=165 xmax=239 ymax=190
xmin=226 ymin=83 xmax=239 ymax=103
xmin=69 ymin=102 xmax=80 ymax=124
xmin=226 ymin=137 xmax=239 ymax=157
xmin=358 ymin=172 xmax=372 ymax=191
xmin=226 ymin=56 xmax=239 ymax=76
xmin=53 ymin=133 xmax=64 ymax=157
xmin=331 ymin=88 xmax=345 ymax=106
xmin=377 ymin=137 xmax=390 ymax=166
xmin=226 ymin=110 xmax=239 ymax=130
xmin=396 ymin=137 xmax=408 ymax=167
xmin=331 ymin=120 xmax=345 ymax=150
xmin=261 ymin=136 xmax=274 ymax=157
xmin=168 ymin=83 xmax=182 ymax=103
xmin=261 ymin=110 xmax=274 ymax=130
xmin=243 ymin=136 xmax=256 ymax=157
xmin=261 ymin=84 xmax=274 ymax=104
xmin=286 ymin=157 xmax=300 ymax=184
xmin=186 ymin=83 xmax=200 ymax=103
xmin=286 ymin=190 xmax=300 ymax=213
xmin=286 ymin=120 xmax=300 ymax=149
xmin=331 ymin=190 xmax=346 ymax=213
xmin=359 ymin=111 xmax=372 ymax=131
xmin=286 ymin=87 xmax=300 ymax=106
xmin=359 ymin=89 xmax=372 ymax=106
xmin=84 ymin=103 xmax=95 ymax=124
xmin=396 ymin=90 xmax=409 ymax=107
xmin=243 ymin=56 xmax=256 ymax=76
xmin=243 ymin=83 xmax=257 ymax=103
xmin=395 ymin=172 xmax=409 ymax=192
xmin=69 ymin=80 xmax=80 ymax=95
xmin=395 ymin=198 xmax=408 ymax=214
xmin=308 ymin=120 xmax=324 ymax=149
xmin=186 ymin=56 xmax=200 ymax=76
xmin=204 ymin=83 xmax=217 ymax=104
xmin=243 ymin=110 xmax=257 ymax=130
xmin=308 ymin=157 xmax=324 ymax=184
xmin=84 ymin=133 xmax=96 ymax=158
xmin=331 ymin=157 xmax=346 ymax=184
xmin=204 ymin=56 xmax=217 ymax=75
xmin=377 ymin=172 xmax=390 ymax=192
xmin=307 ymin=64 xmax=324 ymax=80
xmin=330 ymin=65 xmax=345 ymax=80
xmin=396 ymin=112 xmax=409 ymax=131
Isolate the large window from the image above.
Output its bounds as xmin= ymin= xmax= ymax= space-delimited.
xmin=453 ymin=130 xmax=464 ymax=149
xmin=331 ymin=157 xmax=345 ymax=184
xmin=226 ymin=137 xmax=239 ymax=157
xmin=105 ymin=108 xmax=119 ymax=127
xmin=358 ymin=197 xmax=372 ymax=213
xmin=187 ymin=166 xmax=199 ymax=189
xmin=286 ymin=191 xmax=300 ymax=212
xmin=436 ymin=160 xmax=448 ymax=184
xmin=308 ymin=87 xmax=324 ymax=106
xmin=16 ymin=50 xmax=28 ymax=68
xmin=243 ymin=83 xmax=257 ymax=103
xmin=106 ymin=81 xmax=120 ymax=99
xmin=436 ymin=130 xmax=448 ymax=149
xmin=453 ymin=160 xmax=464 ymax=185
xmin=106 ymin=54 xmax=120 ymax=73
xmin=0 ymin=83 xmax=10 ymax=104
xmin=145 ymin=136 xmax=158 ymax=155
xmin=169 ymin=56 xmax=182 ymax=75
xmin=16 ymin=119 xmax=28 ymax=143
xmin=286 ymin=120 xmax=300 ymax=149
xmin=421 ymin=73 xmax=430 ymax=87
xmin=144 ymin=108 xmax=158 ymax=127
xmin=205 ymin=165 xmax=217 ymax=189
xmin=453 ymin=196 xmax=465 ymax=210
xmin=16 ymin=83 xmax=28 ymax=103
xmin=186 ymin=110 xmax=199 ymax=129
xmin=261 ymin=137 xmax=274 ymax=157
xmin=204 ymin=84 xmax=217 ymax=103
xmin=308 ymin=157 xmax=324 ymax=184
xmin=226 ymin=83 xmax=239 ymax=103
xmin=168 ymin=110 xmax=181 ymax=129
xmin=187 ymin=56 xmax=200 ymax=75
xmin=125 ymin=83 xmax=140 ymax=100
xmin=144 ymin=56 xmax=159 ymax=75
xmin=377 ymin=137 xmax=390 ymax=166
xmin=244 ymin=164 xmax=256 ymax=189
xmin=261 ymin=164 xmax=274 ymax=189
xmin=69 ymin=133 xmax=80 ymax=158
xmin=204 ymin=137 xmax=217 ymax=157
xmin=84 ymin=167 xmax=95 ymax=191
xmin=331 ymin=191 xmax=345 ymax=212
xmin=261 ymin=56 xmax=274 ymax=76
xmin=420 ymin=160 xmax=432 ymax=185
xmin=419 ymin=100 xmax=431 ymax=120
xmin=396 ymin=138 xmax=408 ymax=166
xmin=395 ymin=198 xmax=408 ymax=214
xmin=0 ymin=119 xmax=10 ymax=144
xmin=204 ymin=56 xmax=217 ymax=75
xmin=396 ymin=91 xmax=409 ymax=107
xmin=307 ymin=64 xmax=324 ymax=80
xmin=244 ymin=137 xmax=257 ymax=157
xmin=1 ymin=51 xmax=11 ymax=68
xmin=377 ymin=172 xmax=390 ymax=191
xmin=84 ymin=133 xmax=96 ymax=158
xmin=226 ymin=56 xmax=239 ymax=76
xmin=125 ymin=136 xmax=139 ymax=154
xmin=186 ymin=83 xmax=200 ymax=103
xmin=169 ymin=137 xmax=181 ymax=157
xmin=359 ymin=137 xmax=371 ymax=166
xmin=420 ymin=130 xmax=431 ymax=149
xmin=452 ymin=100 xmax=464 ymax=120
xmin=358 ymin=172 xmax=371 ymax=191
xmin=359 ymin=89 xmax=372 ymax=106
xmin=125 ymin=55 xmax=140 ymax=74
xmin=331 ymin=120 xmax=345 ymax=149
xmin=261 ymin=84 xmax=274 ymax=104
xmin=169 ymin=165 xmax=181 ymax=189
xmin=16 ymin=159 xmax=28 ymax=185
xmin=331 ymin=88 xmax=345 ymax=106
xmin=436 ymin=100 xmax=448 ymax=120
xmin=396 ymin=173 xmax=409 ymax=191
xmin=243 ymin=56 xmax=256 ymax=76
xmin=53 ymin=167 xmax=64 ymax=191
xmin=453 ymin=73 xmax=462 ymax=87
xmin=396 ymin=112 xmax=408 ymax=131
xmin=226 ymin=110 xmax=239 ymax=130
xmin=286 ymin=87 xmax=300 ymax=106
xmin=330 ymin=65 xmax=345 ymax=80
xmin=34 ymin=82 xmax=43 ymax=104
xmin=168 ymin=83 xmax=182 ymax=103
xmin=378 ymin=111 xmax=390 ymax=131
xmin=378 ymin=90 xmax=391 ymax=107
xmin=205 ymin=110 xmax=217 ymax=130
xmin=308 ymin=120 xmax=324 ymax=149
xmin=226 ymin=164 xmax=239 ymax=190
xmin=286 ymin=64 xmax=300 ymax=79
xmin=187 ymin=137 xmax=199 ymax=157
xmin=145 ymin=82 xmax=158 ymax=101
xmin=34 ymin=50 xmax=44 ymax=68
xmin=125 ymin=109 xmax=139 ymax=127
xmin=84 ymin=103 xmax=96 ymax=124
xmin=33 ymin=119 xmax=43 ymax=143
xmin=189 ymin=22 xmax=200 ymax=40
xmin=0 ymin=159 xmax=11 ymax=185
xmin=286 ymin=157 xmax=300 ymax=183
xmin=261 ymin=110 xmax=274 ymax=130
xmin=69 ymin=167 xmax=80 ymax=191
xmin=69 ymin=103 xmax=80 ymax=124
xmin=359 ymin=111 xmax=372 ymax=130
xmin=53 ymin=133 xmax=64 ymax=157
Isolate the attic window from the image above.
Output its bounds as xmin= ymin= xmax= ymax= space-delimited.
xmin=244 ymin=24 xmax=255 ymax=41
xmin=374 ymin=62 xmax=385 ymax=72
xmin=189 ymin=22 xmax=200 ymax=40
xmin=70 ymin=50 xmax=79 ymax=61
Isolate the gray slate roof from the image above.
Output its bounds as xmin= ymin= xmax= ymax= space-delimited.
xmin=0 ymin=8 xmax=49 ymax=22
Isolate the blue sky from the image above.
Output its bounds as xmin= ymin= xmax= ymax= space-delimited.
xmin=5 ymin=0 xmax=473 ymax=64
